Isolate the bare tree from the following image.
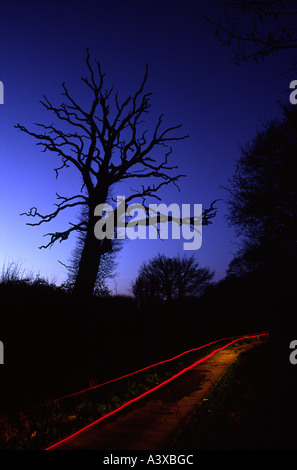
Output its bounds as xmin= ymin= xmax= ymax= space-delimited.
xmin=16 ymin=50 xmax=217 ymax=298
xmin=206 ymin=0 xmax=297 ymax=69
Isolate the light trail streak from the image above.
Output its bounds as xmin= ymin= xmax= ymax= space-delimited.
xmin=45 ymin=332 xmax=268 ymax=450
xmin=45 ymin=331 xmax=268 ymax=405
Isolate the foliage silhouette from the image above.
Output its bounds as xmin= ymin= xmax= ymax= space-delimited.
xmin=226 ymin=103 xmax=297 ymax=272
xmin=132 ymin=253 xmax=214 ymax=302
xmin=206 ymin=0 xmax=297 ymax=71
xmin=225 ymin=103 xmax=297 ymax=347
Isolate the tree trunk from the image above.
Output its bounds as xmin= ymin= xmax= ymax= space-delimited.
xmin=72 ymin=187 xmax=112 ymax=299
xmin=71 ymin=205 xmax=105 ymax=384
xmin=72 ymin=208 xmax=103 ymax=299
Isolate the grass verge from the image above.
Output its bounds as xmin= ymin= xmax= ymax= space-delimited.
xmin=172 ymin=339 xmax=297 ymax=450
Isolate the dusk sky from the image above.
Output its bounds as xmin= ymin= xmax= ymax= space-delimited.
xmin=0 ymin=0 xmax=295 ymax=294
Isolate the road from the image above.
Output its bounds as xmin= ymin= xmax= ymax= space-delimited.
xmin=50 ymin=340 xmax=260 ymax=450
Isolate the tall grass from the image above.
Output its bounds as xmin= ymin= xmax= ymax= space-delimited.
xmin=0 ymin=258 xmax=57 ymax=289
xmin=0 ymin=259 xmax=30 ymax=284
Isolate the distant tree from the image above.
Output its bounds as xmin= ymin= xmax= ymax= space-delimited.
xmin=132 ymin=253 xmax=214 ymax=302
xmin=226 ymin=242 xmax=266 ymax=277
xmin=226 ymin=250 xmax=255 ymax=278
xmin=226 ymin=103 xmax=297 ymax=273
xmin=206 ymin=0 xmax=297 ymax=69
xmin=16 ymin=49 xmax=217 ymax=299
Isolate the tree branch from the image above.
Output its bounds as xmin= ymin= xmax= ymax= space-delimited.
xmin=205 ymin=0 xmax=297 ymax=65
xmin=20 ymin=194 xmax=87 ymax=226
xmin=40 ymin=221 xmax=87 ymax=249
xmin=15 ymin=50 xmax=201 ymax=252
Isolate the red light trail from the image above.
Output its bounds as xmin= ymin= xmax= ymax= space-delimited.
xmin=46 ymin=331 xmax=268 ymax=406
xmin=45 ymin=332 xmax=268 ymax=450
xmin=45 ymin=335 xmax=240 ymax=406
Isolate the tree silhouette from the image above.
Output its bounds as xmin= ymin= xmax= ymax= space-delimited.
xmin=16 ymin=50 xmax=217 ymax=298
xmin=225 ymin=101 xmax=297 ymax=334
xmin=206 ymin=0 xmax=297 ymax=69
xmin=226 ymin=242 xmax=264 ymax=277
xmin=226 ymin=103 xmax=297 ymax=372
xmin=226 ymin=104 xmax=297 ymax=266
xmin=132 ymin=253 xmax=214 ymax=302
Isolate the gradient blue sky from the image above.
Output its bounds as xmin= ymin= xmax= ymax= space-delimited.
xmin=0 ymin=0 xmax=295 ymax=294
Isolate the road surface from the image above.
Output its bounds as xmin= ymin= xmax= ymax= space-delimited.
xmin=52 ymin=340 xmax=260 ymax=450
